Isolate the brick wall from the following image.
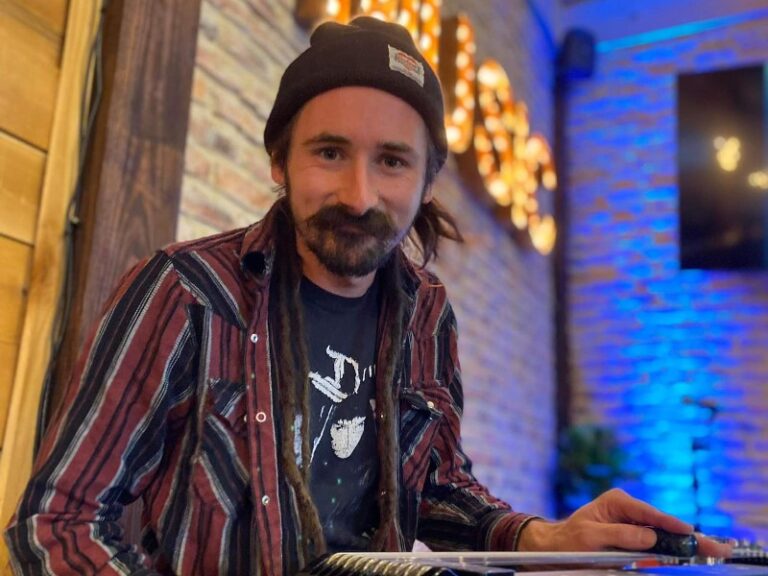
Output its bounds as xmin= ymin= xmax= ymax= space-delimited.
xmin=564 ymin=9 xmax=768 ymax=540
xmin=178 ymin=0 xmax=558 ymax=521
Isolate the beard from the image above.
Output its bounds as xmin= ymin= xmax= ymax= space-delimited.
xmin=293 ymin=200 xmax=404 ymax=278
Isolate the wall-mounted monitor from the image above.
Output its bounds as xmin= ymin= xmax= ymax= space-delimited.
xmin=677 ymin=64 xmax=768 ymax=270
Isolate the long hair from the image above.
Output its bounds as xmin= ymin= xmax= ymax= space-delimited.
xmin=268 ymin=119 xmax=463 ymax=564
xmin=270 ymin=201 xmax=325 ymax=564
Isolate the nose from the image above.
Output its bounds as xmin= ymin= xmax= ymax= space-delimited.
xmin=338 ymin=157 xmax=378 ymax=215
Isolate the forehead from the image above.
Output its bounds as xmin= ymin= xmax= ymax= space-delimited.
xmin=292 ymin=86 xmax=429 ymax=149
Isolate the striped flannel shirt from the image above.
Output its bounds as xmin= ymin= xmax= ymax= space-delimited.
xmin=6 ymin=203 xmax=536 ymax=575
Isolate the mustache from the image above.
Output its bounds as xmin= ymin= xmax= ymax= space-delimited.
xmin=305 ymin=204 xmax=396 ymax=238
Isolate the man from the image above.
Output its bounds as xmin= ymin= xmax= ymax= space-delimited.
xmin=6 ymin=16 xmax=730 ymax=576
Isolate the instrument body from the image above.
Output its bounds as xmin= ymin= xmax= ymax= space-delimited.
xmin=303 ymin=550 xmax=768 ymax=576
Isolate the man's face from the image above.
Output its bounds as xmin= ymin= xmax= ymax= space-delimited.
xmin=271 ymin=86 xmax=432 ymax=278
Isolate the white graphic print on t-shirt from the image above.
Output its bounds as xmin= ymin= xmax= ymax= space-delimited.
xmin=309 ymin=346 xmax=361 ymax=403
xmin=307 ymin=345 xmax=375 ymax=461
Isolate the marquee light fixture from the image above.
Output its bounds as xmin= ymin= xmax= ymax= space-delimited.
xmin=295 ymin=0 xmax=557 ymax=255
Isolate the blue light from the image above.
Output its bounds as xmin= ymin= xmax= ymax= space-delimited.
xmin=597 ymin=9 xmax=768 ymax=53
xmin=561 ymin=1 xmax=768 ymax=542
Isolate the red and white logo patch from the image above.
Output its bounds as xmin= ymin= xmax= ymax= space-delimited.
xmin=388 ymin=45 xmax=425 ymax=87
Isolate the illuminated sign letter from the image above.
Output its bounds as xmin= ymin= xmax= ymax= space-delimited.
xmin=469 ymin=59 xmax=556 ymax=253
xmin=439 ymin=14 xmax=476 ymax=154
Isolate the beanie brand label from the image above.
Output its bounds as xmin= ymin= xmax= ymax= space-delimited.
xmin=388 ymin=45 xmax=424 ymax=87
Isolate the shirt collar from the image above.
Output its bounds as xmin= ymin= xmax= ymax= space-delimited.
xmin=238 ymin=200 xmax=283 ymax=286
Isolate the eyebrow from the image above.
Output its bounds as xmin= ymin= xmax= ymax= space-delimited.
xmin=301 ymin=132 xmax=350 ymax=147
xmin=301 ymin=132 xmax=418 ymax=156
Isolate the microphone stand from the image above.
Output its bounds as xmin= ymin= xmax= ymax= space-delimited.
xmin=687 ymin=398 xmax=719 ymax=533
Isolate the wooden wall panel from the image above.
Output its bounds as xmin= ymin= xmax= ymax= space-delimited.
xmin=0 ymin=343 xmax=18 ymax=435
xmin=0 ymin=236 xmax=31 ymax=444
xmin=0 ymin=131 xmax=45 ymax=244
xmin=0 ymin=0 xmax=67 ymax=150
xmin=0 ymin=1 xmax=97 ymax=569
xmin=9 ymin=0 xmax=68 ymax=34
xmin=0 ymin=237 xmax=30 ymax=347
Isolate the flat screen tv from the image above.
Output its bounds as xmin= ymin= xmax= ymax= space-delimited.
xmin=677 ymin=64 xmax=768 ymax=270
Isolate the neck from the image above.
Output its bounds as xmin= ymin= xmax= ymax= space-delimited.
xmin=295 ymin=236 xmax=377 ymax=298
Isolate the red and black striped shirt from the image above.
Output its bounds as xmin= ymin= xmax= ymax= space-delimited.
xmin=6 ymin=204 xmax=535 ymax=575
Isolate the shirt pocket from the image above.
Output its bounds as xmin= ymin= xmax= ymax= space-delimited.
xmin=191 ymin=389 xmax=250 ymax=514
xmin=190 ymin=310 xmax=250 ymax=515
xmin=399 ymin=384 xmax=450 ymax=493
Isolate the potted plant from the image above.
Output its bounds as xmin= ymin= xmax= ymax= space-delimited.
xmin=555 ymin=423 xmax=634 ymax=517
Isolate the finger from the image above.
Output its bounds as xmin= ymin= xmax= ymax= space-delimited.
xmin=696 ymin=534 xmax=734 ymax=558
xmin=587 ymin=523 xmax=657 ymax=551
xmin=601 ymin=490 xmax=693 ymax=534
xmin=648 ymin=512 xmax=694 ymax=536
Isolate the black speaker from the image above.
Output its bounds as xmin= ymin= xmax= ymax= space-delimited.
xmin=557 ymin=28 xmax=596 ymax=80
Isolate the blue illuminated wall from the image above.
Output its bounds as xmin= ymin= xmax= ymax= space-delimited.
xmin=564 ymin=10 xmax=768 ymax=540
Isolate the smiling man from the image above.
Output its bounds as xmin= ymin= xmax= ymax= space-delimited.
xmin=6 ymin=16 xmax=730 ymax=576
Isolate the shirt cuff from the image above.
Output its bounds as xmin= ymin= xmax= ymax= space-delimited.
xmin=487 ymin=512 xmax=544 ymax=551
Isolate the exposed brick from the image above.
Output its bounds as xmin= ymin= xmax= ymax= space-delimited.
xmin=566 ymin=11 xmax=768 ymax=541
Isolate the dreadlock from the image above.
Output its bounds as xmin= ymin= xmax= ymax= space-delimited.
xmin=268 ymin=118 xmax=463 ymax=563
xmin=369 ymin=251 xmax=407 ymax=551
xmin=270 ymin=200 xmax=326 ymax=564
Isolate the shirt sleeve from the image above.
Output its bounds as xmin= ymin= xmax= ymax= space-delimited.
xmin=415 ymin=298 xmax=539 ymax=552
xmin=5 ymin=252 xmax=196 ymax=575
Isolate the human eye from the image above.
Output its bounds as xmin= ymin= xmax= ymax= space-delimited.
xmin=315 ymin=146 xmax=342 ymax=161
xmin=381 ymin=154 xmax=409 ymax=170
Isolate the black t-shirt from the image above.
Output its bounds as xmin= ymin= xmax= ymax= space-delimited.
xmin=300 ymin=276 xmax=381 ymax=552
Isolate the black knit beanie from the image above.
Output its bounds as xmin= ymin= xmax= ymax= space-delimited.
xmin=264 ymin=16 xmax=447 ymax=168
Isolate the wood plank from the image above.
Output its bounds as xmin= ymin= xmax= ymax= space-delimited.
xmin=0 ymin=131 xmax=46 ymax=244
xmin=0 ymin=2 xmax=64 ymax=149
xmin=0 ymin=237 xmax=31 ymax=470
xmin=0 ymin=0 xmax=100 ymax=567
xmin=0 ymin=236 xmax=31 ymax=345
xmin=5 ymin=0 xmax=69 ymax=37
xmin=0 ymin=342 xmax=20 ymax=448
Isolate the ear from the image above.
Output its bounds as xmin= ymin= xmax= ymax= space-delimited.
xmin=421 ymin=185 xmax=433 ymax=205
xmin=271 ymin=162 xmax=286 ymax=186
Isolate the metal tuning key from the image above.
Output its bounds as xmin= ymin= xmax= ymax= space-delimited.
xmin=648 ymin=528 xmax=699 ymax=558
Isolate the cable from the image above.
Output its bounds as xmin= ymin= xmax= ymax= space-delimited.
xmin=35 ymin=0 xmax=111 ymax=454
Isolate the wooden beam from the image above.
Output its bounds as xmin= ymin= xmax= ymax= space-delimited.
xmin=50 ymin=0 xmax=203 ymax=425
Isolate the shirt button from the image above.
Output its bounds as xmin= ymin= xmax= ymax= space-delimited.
xmin=250 ymin=333 xmax=259 ymax=344
xmin=255 ymin=411 xmax=267 ymax=423
xmin=261 ymin=495 xmax=270 ymax=506
xmin=426 ymin=401 xmax=435 ymax=410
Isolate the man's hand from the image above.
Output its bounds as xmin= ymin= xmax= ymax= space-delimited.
xmin=517 ymin=488 xmax=733 ymax=558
